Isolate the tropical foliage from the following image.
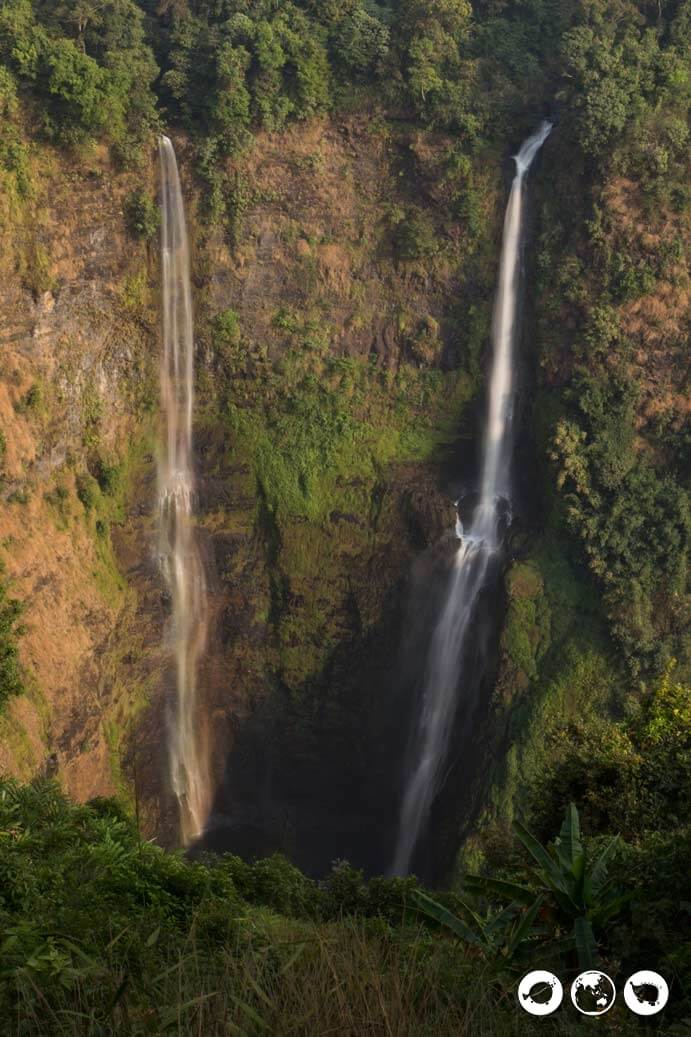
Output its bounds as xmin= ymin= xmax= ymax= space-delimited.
xmin=0 ymin=780 xmax=684 ymax=1033
xmin=417 ymin=804 xmax=627 ymax=973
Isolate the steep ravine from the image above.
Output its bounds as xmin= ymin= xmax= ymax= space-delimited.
xmin=1 ymin=115 xmax=509 ymax=872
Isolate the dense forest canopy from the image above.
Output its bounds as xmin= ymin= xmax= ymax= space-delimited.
xmin=0 ymin=0 xmax=687 ymax=196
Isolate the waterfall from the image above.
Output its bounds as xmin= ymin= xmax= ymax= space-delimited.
xmin=158 ymin=135 xmax=210 ymax=845
xmin=392 ymin=121 xmax=552 ymax=876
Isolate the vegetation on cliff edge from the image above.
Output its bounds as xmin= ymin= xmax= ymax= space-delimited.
xmin=1 ymin=777 xmax=689 ymax=1034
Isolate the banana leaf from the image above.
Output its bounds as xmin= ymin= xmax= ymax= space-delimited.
xmin=574 ymin=916 xmax=598 ymax=970
xmin=412 ymin=890 xmax=484 ymax=947
xmin=514 ymin=820 xmax=572 ymax=897
xmin=585 ymin=836 xmax=619 ymax=900
xmin=463 ymin=874 xmax=536 ymax=906
xmin=507 ymin=895 xmax=544 ymax=956
xmin=555 ymin=803 xmax=583 ymax=876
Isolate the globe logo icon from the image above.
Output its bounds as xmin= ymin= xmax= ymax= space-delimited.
xmin=517 ymin=970 xmax=563 ymax=1016
xmin=624 ymin=971 xmax=669 ymax=1016
xmin=571 ymin=970 xmax=616 ymax=1015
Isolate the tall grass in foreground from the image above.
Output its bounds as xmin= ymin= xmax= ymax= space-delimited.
xmin=0 ymin=780 xmax=676 ymax=1035
xmin=7 ymin=914 xmax=656 ymax=1036
xmin=9 ymin=915 xmax=475 ymax=1036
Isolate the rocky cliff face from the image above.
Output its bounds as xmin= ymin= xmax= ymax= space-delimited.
xmin=0 ymin=141 xmax=157 ymax=801
xmin=1 ymin=116 xmax=499 ymax=869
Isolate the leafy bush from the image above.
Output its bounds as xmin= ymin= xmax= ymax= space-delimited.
xmin=422 ymin=805 xmax=627 ymax=972
xmin=0 ymin=779 xmax=497 ymax=1035
xmin=0 ymin=566 xmax=23 ymax=710
xmin=528 ymin=671 xmax=691 ymax=843
xmin=76 ymin=471 xmax=100 ymax=512
xmin=212 ymin=307 xmax=243 ymax=368
xmin=124 ymin=189 xmax=159 ymax=241
xmin=14 ymin=382 xmax=42 ymax=415
xmin=393 ymin=208 xmax=438 ymax=261
xmin=94 ymin=457 xmax=121 ymax=496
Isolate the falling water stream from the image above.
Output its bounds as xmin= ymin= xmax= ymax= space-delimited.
xmin=393 ymin=121 xmax=552 ymax=875
xmin=158 ymin=136 xmax=210 ymax=844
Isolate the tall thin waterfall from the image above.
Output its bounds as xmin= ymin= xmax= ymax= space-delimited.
xmin=393 ymin=122 xmax=551 ymax=875
xmin=158 ymin=135 xmax=210 ymax=845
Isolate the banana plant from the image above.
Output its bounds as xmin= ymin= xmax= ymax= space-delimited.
xmin=464 ymin=803 xmax=628 ymax=969
xmin=412 ymin=887 xmax=550 ymax=978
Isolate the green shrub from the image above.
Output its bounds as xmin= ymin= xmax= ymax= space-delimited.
xmin=15 ymin=382 xmax=42 ymax=415
xmin=94 ymin=457 xmax=121 ymax=496
xmin=213 ymin=308 xmax=240 ymax=344
xmin=6 ymin=489 xmax=28 ymax=505
xmin=393 ymin=208 xmax=438 ymax=261
xmin=0 ymin=67 xmax=18 ymax=118
xmin=76 ymin=471 xmax=100 ymax=512
xmin=222 ymin=852 xmax=321 ymax=918
xmin=0 ymin=567 xmax=23 ymax=710
xmin=0 ymin=127 xmax=31 ymax=199
xmin=124 ymin=190 xmax=159 ymax=242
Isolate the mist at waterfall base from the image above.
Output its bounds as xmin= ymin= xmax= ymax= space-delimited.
xmin=158 ymin=136 xmax=211 ymax=845
xmin=392 ymin=121 xmax=552 ymax=877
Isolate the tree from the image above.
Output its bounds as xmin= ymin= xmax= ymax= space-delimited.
xmin=560 ymin=15 xmax=661 ymax=158
xmin=332 ymin=7 xmax=390 ymax=78
xmin=43 ymin=35 xmax=109 ymax=135
xmin=1 ymin=0 xmax=157 ymax=152
xmin=215 ymin=41 xmax=251 ymax=146
xmin=396 ymin=0 xmax=477 ymax=129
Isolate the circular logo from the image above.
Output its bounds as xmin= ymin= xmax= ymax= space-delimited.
xmin=571 ymin=970 xmax=616 ymax=1015
xmin=624 ymin=971 xmax=669 ymax=1016
xmin=517 ymin=970 xmax=563 ymax=1016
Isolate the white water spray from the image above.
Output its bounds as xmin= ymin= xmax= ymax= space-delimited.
xmin=158 ymin=136 xmax=210 ymax=844
xmin=393 ymin=122 xmax=551 ymax=875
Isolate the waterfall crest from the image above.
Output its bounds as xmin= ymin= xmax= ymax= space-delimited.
xmin=393 ymin=121 xmax=551 ymax=876
xmin=158 ymin=135 xmax=210 ymax=845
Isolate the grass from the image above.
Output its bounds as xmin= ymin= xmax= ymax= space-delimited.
xmin=79 ymin=430 xmax=157 ymax=796
xmin=44 ymin=481 xmax=72 ymax=531
xmin=119 ymin=268 xmax=150 ymax=314
xmin=0 ymin=713 xmax=35 ymax=776
xmin=91 ymin=522 xmax=127 ymax=609
xmin=100 ymin=613 xmax=158 ymax=804
xmin=1 ymin=778 xmax=669 ymax=1036
xmin=5 ymin=915 xmax=524 ymax=1036
xmin=503 ymin=563 xmax=551 ymax=680
xmin=11 ymin=916 xmax=496 ymax=1036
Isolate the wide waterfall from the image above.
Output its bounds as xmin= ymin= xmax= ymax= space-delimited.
xmin=393 ymin=121 xmax=552 ymax=876
xmin=158 ymin=136 xmax=210 ymax=845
